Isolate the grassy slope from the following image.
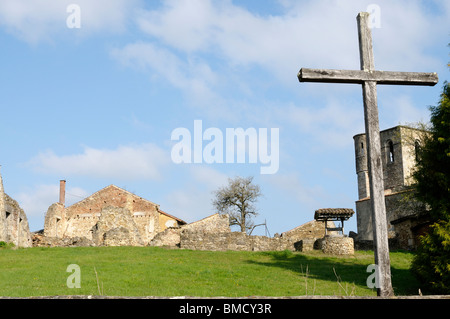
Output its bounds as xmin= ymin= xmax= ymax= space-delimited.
xmin=0 ymin=247 xmax=420 ymax=297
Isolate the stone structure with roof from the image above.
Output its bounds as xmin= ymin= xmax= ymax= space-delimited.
xmin=43 ymin=182 xmax=186 ymax=246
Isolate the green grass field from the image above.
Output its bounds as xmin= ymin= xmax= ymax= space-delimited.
xmin=0 ymin=246 xmax=421 ymax=297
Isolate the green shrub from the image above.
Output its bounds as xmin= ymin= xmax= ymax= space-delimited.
xmin=411 ymin=220 xmax=450 ymax=294
xmin=410 ymin=82 xmax=450 ymax=294
xmin=0 ymin=241 xmax=15 ymax=249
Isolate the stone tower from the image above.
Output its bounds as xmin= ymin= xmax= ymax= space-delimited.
xmin=353 ymin=125 xmax=429 ymax=248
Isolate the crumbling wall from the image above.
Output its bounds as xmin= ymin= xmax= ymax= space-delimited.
xmin=0 ymin=169 xmax=31 ymax=247
xmin=183 ymin=213 xmax=230 ymax=233
xmin=91 ymin=206 xmax=144 ymax=246
xmin=280 ymin=220 xmax=336 ymax=242
xmin=149 ymin=213 xmax=230 ymax=248
xmin=149 ymin=227 xmax=182 ymax=247
xmin=43 ymin=202 xmax=65 ymax=238
xmin=62 ymin=185 xmax=162 ymax=243
xmin=151 ymin=213 xmax=348 ymax=252
xmin=3 ymin=194 xmax=32 ymax=247
xmin=180 ymin=230 xmax=294 ymax=251
xmin=43 ymin=185 xmax=184 ymax=246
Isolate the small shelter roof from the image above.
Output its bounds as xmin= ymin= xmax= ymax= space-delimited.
xmin=314 ymin=208 xmax=355 ymax=221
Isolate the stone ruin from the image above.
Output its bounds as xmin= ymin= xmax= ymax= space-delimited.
xmin=0 ymin=172 xmax=355 ymax=254
xmin=34 ymin=181 xmax=348 ymax=252
xmin=2 ymin=125 xmax=429 ymax=254
xmin=36 ymin=183 xmax=186 ymax=247
xmin=148 ymin=213 xmax=346 ymax=253
xmin=0 ymin=167 xmax=32 ymax=248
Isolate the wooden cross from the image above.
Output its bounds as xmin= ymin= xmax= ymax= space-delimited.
xmin=298 ymin=12 xmax=438 ymax=297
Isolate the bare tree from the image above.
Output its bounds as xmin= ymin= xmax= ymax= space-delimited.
xmin=212 ymin=176 xmax=262 ymax=233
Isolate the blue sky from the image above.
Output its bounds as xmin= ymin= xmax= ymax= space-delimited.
xmin=0 ymin=0 xmax=448 ymax=235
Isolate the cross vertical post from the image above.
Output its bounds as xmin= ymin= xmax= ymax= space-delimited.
xmin=358 ymin=13 xmax=393 ymax=296
xmin=298 ymin=12 xmax=438 ymax=297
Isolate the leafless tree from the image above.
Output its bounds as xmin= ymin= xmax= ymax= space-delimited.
xmin=212 ymin=176 xmax=262 ymax=233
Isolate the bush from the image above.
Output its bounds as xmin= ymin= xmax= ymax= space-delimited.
xmin=0 ymin=241 xmax=15 ymax=249
xmin=411 ymin=221 xmax=450 ymax=294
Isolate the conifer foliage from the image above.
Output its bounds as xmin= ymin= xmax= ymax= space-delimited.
xmin=411 ymin=81 xmax=450 ymax=294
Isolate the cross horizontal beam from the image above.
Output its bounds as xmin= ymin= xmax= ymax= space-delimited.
xmin=298 ymin=68 xmax=438 ymax=86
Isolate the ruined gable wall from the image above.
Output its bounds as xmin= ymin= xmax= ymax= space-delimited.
xmin=149 ymin=214 xmax=230 ymax=248
xmin=4 ymin=194 xmax=31 ymax=247
xmin=43 ymin=202 xmax=65 ymax=237
xmin=64 ymin=186 xmax=159 ymax=218
xmin=62 ymin=186 xmax=162 ymax=243
xmin=280 ymin=220 xmax=335 ymax=241
xmin=91 ymin=206 xmax=144 ymax=246
xmin=183 ymin=213 xmax=230 ymax=233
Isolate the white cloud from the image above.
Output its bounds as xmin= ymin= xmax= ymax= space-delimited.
xmin=379 ymin=95 xmax=431 ymax=128
xmin=111 ymin=41 xmax=225 ymax=114
xmin=109 ymin=0 xmax=448 ymax=131
xmin=27 ymin=143 xmax=169 ymax=181
xmin=111 ymin=41 xmax=217 ymax=96
xmin=279 ymin=99 xmax=364 ymax=149
xmin=163 ymin=165 xmax=229 ymax=222
xmin=134 ymin=0 xmax=448 ymax=86
xmin=266 ymin=173 xmax=325 ymax=208
xmin=15 ymin=184 xmax=89 ymax=218
xmin=0 ymin=0 xmax=140 ymax=43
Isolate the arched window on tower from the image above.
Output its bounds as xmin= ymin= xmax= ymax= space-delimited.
xmin=387 ymin=140 xmax=394 ymax=163
xmin=415 ymin=140 xmax=421 ymax=162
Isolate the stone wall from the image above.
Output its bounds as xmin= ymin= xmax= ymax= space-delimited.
xmin=0 ymin=169 xmax=32 ymax=247
xmin=62 ymin=185 xmax=163 ymax=244
xmin=150 ymin=213 xmax=297 ymax=251
xmin=43 ymin=202 xmax=65 ymax=238
xmin=280 ymin=220 xmax=336 ymax=242
xmin=44 ymin=185 xmax=185 ymax=245
xmin=91 ymin=206 xmax=144 ymax=246
xmin=149 ymin=213 xmax=230 ymax=248
xmin=180 ymin=230 xmax=294 ymax=252
xmin=149 ymin=213 xmax=355 ymax=253
xmin=3 ymin=194 xmax=32 ymax=247
xmin=321 ymin=236 xmax=354 ymax=255
xmin=149 ymin=227 xmax=182 ymax=247
xmin=0 ymin=194 xmax=32 ymax=247
xmin=183 ymin=213 xmax=230 ymax=234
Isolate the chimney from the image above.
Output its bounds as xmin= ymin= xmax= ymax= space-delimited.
xmin=59 ymin=180 xmax=66 ymax=206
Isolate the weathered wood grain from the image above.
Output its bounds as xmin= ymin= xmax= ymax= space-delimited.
xmin=298 ymin=68 xmax=438 ymax=86
xmin=297 ymin=12 xmax=438 ymax=297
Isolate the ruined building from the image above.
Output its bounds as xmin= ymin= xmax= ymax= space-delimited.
xmin=0 ymin=167 xmax=32 ymax=247
xmin=43 ymin=181 xmax=186 ymax=246
xmin=354 ymin=125 xmax=430 ymax=249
